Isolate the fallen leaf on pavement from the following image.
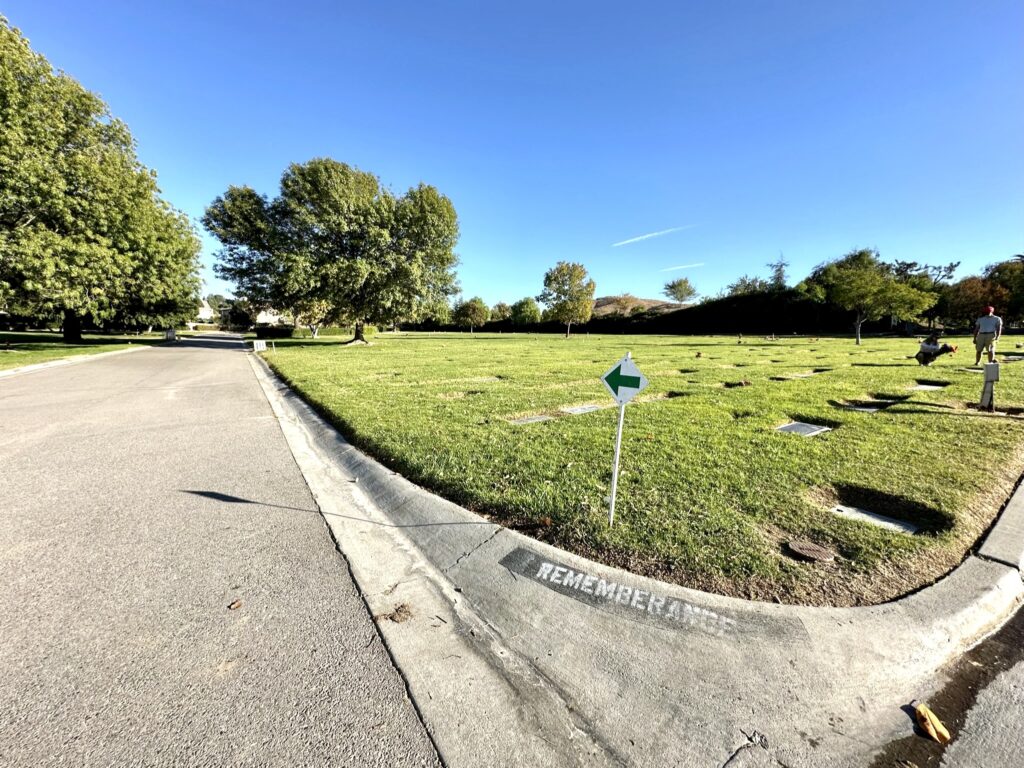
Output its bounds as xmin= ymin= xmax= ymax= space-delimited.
xmin=914 ymin=701 xmax=950 ymax=744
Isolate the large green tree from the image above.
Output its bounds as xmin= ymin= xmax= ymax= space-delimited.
xmin=0 ymin=18 xmax=199 ymax=341
xmin=537 ymin=261 xmax=596 ymax=337
xmin=802 ymin=249 xmax=936 ymax=344
xmin=204 ymin=159 xmax=459 ymax=343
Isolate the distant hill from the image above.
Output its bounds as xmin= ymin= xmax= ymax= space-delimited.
xmin=592 ymin=295 xmax=682 ymax=317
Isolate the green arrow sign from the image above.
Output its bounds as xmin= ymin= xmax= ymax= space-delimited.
xmin=603 ymin=364 xmax=641 ymax=395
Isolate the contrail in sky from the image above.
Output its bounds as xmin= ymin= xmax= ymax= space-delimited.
xmin=611 ymin=225 xmax=696 ymax=247
xmin=659 ymin=263 xmax=704 ymax=272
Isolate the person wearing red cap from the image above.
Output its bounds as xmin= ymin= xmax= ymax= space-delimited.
xmin=973 ymin=306 xmax=1002 ymax=365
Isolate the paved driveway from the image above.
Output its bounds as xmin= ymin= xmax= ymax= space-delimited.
xmin=0 ymin=335 xmax=440 ymax=766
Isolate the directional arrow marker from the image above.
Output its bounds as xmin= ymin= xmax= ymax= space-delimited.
xmin=601 ymin=353 xmax=648 ymax=405
xmin=604 ymin=364 xmax=641 ymax=395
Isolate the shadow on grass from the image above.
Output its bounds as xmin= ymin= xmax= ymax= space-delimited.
xmin=833 ymin=484 xmax=954 ymax=534
xmin=788 ymin=413 xmax=843 ymax=430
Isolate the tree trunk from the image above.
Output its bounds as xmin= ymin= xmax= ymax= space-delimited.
xmin=854 ymin=314 xmax=863 ymax=345
xmin=353 ymin=321 xmax=366 ymax=343
xmin=308 ymin=324 xmax=320 ymax=339
xmin=565 ymin=321 xmax=572 ymax=338
xmin=62 ymin=309 xmax=83 ymax=344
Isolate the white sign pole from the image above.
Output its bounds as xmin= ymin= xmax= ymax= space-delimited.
xmin=600 ymin=350 xmax=648 ymax=528
xmin=609 ymin=402 xmax=626 ymax=526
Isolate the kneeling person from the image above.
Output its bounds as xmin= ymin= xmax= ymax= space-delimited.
xmin=915 ymin=334 xmax=957 ymax=366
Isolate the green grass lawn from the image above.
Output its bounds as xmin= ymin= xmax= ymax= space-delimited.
xmin=263 ymin=332 xmax=1024 ymax=605
xmin=0 ymin=330 xmax=163 ymax=371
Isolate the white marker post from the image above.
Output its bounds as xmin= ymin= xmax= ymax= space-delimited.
xmin=601 ymin=352 xmax=649 ymax=526
xmin=980 ymin=362 xmax=999 ymax=411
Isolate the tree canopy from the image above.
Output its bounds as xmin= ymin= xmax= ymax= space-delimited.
xmin=801 ymin=249 xmax=936 ymax=344
xmin=537 ymin=261 xmax=595 ymax=337
xmin=0 ymin=18 xmax=200 ymax=341
xmin=510 ymin=297 xmax=541 ymax=325
xmin=726 ymin=275 xmax=770 ymax=296
xmin=663 ymin=277 xmax=697 ymax=304
xmin=453 ymin=296 xmax=488 ymax=330
xmin=203 ymin=158 xmax=459 ymax=342
xmin=490 ymin=301 xmax=511 ymax=321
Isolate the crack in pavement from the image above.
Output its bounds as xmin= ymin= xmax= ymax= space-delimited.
xmin=443 ymin=527 xmax=503 ymax=573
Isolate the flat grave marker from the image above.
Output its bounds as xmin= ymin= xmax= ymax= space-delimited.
xmin=832 ymin=504 xmax=918 ymax=534
xmin=776 ymin=421 xmax=832 ymax=437
xmin=560 ymin=404 xmax=602 ymax=416
xmin=510 ymin=415 xmax=554 ymax=425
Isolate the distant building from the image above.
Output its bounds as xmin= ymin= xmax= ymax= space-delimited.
xmin=255 ymin=308 xmax=287 ymax=325
xmin=196 ymin=299 xmax=216 ymax=322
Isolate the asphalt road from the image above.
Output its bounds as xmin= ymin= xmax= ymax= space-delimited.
xmin=0 ymin=335 xmax=441 ymax=767
xmin=942 ymin=661 xmax=1024 ymax=768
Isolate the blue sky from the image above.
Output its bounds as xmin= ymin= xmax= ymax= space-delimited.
xmin=6 ymin=1 xmax=1023 ymax=304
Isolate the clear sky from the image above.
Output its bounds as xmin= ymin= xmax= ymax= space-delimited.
xmin=6 ymin=1 xmax=1022 ymax=304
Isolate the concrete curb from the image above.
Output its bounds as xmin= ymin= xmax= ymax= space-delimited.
xmin=0 ymin=343 xmax=153 ymax=380
xmin=250 ymin=353 xmax=1024 ymax=767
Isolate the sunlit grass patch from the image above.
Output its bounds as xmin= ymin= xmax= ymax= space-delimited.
xmin=264 ymin=332 xmax=1024 ymax=605
xmin=0 ymin=331 xmax=163 ymax=371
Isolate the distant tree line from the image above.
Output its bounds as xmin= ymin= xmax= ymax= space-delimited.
xmin=414 ymin=249 xmax=1022 ymax=342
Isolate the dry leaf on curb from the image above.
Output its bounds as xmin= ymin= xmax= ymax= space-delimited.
xmin=914 ymin=702 xmax=950 ymax=744
xmin=227 ymin=599 xmax=243 ymax=611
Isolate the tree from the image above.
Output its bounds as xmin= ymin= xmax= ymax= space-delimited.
xmin=0 ymin=18 xmax=200 ymax=342
xmin=942 ymin=277 xmax=1010 ymax=327
xmin=206 ymin=294 xmax=229 ymax=313
xmin=802 ymin=249 xmax=936 ymax=344
xmin=983 ymin=260 xmax=1024 ymax=322
xmin=889 ymin=259 xmax=960 ymax=328
xmin=537 ymin=261 xmax=596 ymax=337
xmin=510 ymin=297 xmax=541 ymax=325
xmin=767 ymin=256 xmax=789 ymax=290
xmin=490 ymin=302 xmax=511 ymax=321
xmin=663 ymin=277 xmax=697 ymax=304
xmin=204 ymin=159 xmax=459 ymax=345
xmin=453 ymin=297 xmax=488 ymax=331
xmin=726 ymin=275 xmax=770 ymax=296
xmin=220 ymin=298 xmax=256 ymax=329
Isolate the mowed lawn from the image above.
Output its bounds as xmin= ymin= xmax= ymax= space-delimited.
xmin=264 ymin=332 xmax=1024 ymax=605
xmin=0 ymin=331 xmax=162 ymax=371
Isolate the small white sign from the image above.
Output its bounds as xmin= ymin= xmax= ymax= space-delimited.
xmin=253 ymin=340 xmax=267 ymax=352
xmin=601 ymin=353 xmax=649 ymax=406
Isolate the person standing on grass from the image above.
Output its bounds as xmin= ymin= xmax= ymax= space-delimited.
xmin=973 ymin=306 xmax=1002 ymax=365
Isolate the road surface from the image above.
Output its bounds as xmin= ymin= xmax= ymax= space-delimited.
xmin=0 ymin=335 xmax=441 ymax=766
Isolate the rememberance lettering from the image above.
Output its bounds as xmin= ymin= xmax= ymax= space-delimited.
xmin=530 ymin=559 xmax=737 ymax=637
